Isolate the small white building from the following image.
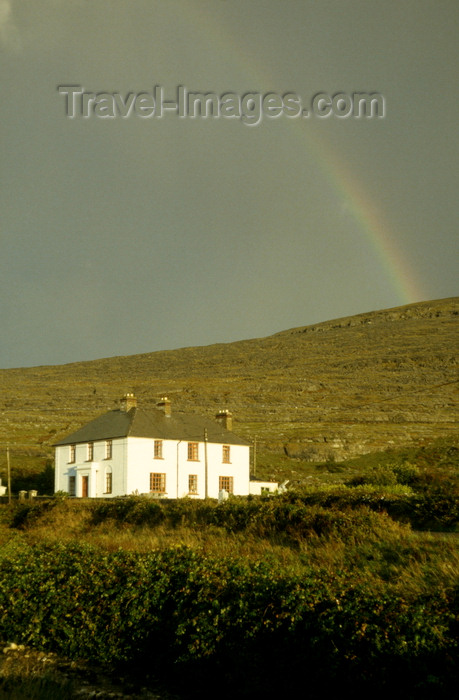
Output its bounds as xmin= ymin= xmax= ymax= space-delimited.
xmin=54 ymin=394 xmax=278 ymax=499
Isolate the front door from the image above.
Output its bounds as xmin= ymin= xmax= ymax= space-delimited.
xmin=81 ymin=475 xmax=89 ymax=498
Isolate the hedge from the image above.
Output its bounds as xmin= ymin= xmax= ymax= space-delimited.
xmin=0 ymin=539 xmax=457 ymax=698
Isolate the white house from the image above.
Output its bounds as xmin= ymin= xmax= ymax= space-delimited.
xmin=54 ymin=394 xmax=278 ymax=499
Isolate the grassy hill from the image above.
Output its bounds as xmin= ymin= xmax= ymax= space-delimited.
xmin=0 ymin=297 xmax=457 ymax=487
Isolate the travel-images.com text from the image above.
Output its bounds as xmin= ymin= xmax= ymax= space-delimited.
xmin=58 ymin=85 xmax=385 ymax=125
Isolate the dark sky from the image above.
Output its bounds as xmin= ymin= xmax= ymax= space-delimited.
xmin=1 ymin=1 xmax=457 ymax=368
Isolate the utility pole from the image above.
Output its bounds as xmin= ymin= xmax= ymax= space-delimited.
xmin=204 ymin=428 xmax=208 ymax=499
xmin=6 ymin=444 xmax=11 ymax=505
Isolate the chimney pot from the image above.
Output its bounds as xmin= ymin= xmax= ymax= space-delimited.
xmin=216 ymin=410 xmax=233 ymax=431
xmin=120 ymin=393 xmax=137 ymax=412
xmin=157 ymin=396 xmax=171 ymax=417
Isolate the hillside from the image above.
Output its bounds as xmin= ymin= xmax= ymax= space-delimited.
xmin=0 ymin=297 xmax=458 ymax=483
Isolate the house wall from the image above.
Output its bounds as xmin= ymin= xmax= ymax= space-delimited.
xmin=55 ymin=437 xmax=250 ymax=499
xmin=125 ymin=437 xmax=250 ymax=499
xmin=55 ymin=438 xmax=127 ymax=498
xmin=249 ymin=480 xmax=279 ymax=495
xmin=203 ymin=442 xmax=250 ymax=498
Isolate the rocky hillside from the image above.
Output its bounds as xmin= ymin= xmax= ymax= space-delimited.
xmin=0 ymin=297 xmax=457 ymax=478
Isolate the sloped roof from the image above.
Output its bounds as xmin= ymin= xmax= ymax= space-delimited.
xmin=55 ymin=407 xmax=250 ymax=446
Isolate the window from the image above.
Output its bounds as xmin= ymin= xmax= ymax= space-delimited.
xmin=68 ymin=475 xmax=76 ymax=496
xmin=105 ymin=470 xmax=112 ymax=494
xmin=69 ymin=444 xmax=76 ymax=463
xmin=105 ymin=440 xmax=112 ymax=459
xmin=87 ymin=442 xmax=94 ymax=461
xmin=150 ymin=472 xmax=166 ymax=493
xmin=222 ymin=445 xmax=231 ymax=463
xmin=154 ymin=440 xmax=163 ymax=459
xmin=188 ymin=474 xmax=198 ymax=494
xmin=187 ymin=442 xmax=199 ymax=461
xmin=219 ymin=476 xmax=234 ymax=494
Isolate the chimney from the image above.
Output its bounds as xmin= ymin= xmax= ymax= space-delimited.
xmin=120 ymin=393 xmax=137 ymax=412
xmin=157 ymin=396 xmax=171 ymax=417
xmin=216 ymin=409 xmax=233 ymax=431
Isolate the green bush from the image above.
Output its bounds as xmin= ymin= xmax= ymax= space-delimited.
xmin=349 ymin=466 xmax=399 ymax=487
xmin=11 ymin=487 xmax=459 ymax=537
xmin=0 ymin=540 xmax=457 ymax=698
xmin=89 ymin=495 xmax=409 ymax=542
xmin=90 ymin=496 xmax=166 ymax=527
xmin=9 ymin=501 xmax=58 ymax=530
xmin=11 ymin=461 xmax=55 ymax=496
xmin=391 ymin=460 xmax=421 ymax=485
xmin=282 ymin=487 xmax=458 ymax=531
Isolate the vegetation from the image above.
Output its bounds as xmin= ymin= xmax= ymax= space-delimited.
xmin=0 ymin=443 xmax=458 ymax=699
xmin=0 ymin=299 xmax=457 ymax=696
xmin=0 ymin=534 xmax=456 ymax=699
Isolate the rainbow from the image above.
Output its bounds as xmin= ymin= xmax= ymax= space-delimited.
xmin=304 ymin=131 xmax=426 ymax=304
xmin=179 ymin=3 xmax=426 ymax=306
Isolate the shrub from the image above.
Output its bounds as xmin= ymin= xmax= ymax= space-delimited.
xmin=0 ymin=540 xmax=457 ymax=698
xmin=391 ymin=460 xmax=420 ymax=485
xmin=10 ymin=486 xmax=459 ymax=537
xmin=90 ymin=496 xmax=165 ymax=527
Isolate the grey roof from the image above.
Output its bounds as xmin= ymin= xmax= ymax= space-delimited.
xmin=55 ymin=408 xmax=251 ymax=447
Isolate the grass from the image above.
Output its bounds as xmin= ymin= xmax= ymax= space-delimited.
xmin=2 ymin=487 xmax=457 ymax=587
xmin=0 ymin=668 xmax=74 ymax=700
xmin=0 ymin=482 xmax=457 ymax=698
